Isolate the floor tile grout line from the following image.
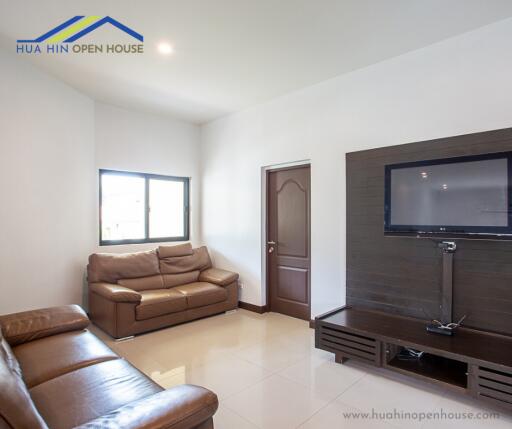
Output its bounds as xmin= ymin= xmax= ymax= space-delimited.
xmin=231 ymin=326 xmax=314 ymax=356
xmin=220 ymin=398 xmax=265 ymax=428
xmin=234 ymin=354 xmax=310 ymax=376
xmin=331 ymin=371 xmax=369 ymax=401
xmin=275 ymin=351 xmax=362 ymax=388
xmin=230 ymin=338 xmax=313 ymax=374
xmin=226 ymin=373 xmax=334 ymax=428
xmin=151 ymin=350 xmax=274 ymax=392
xmin=219 ymin=371 xmax=275 ymax=401
xmin=293 ymin=372 xmax=369 ymax=428
xmin=221 ymin=372 xmax=331 ymax=429
xmin=220 ymin=370 xmax=306 ymax=404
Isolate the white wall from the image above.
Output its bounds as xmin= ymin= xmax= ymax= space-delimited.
xmin=94 ymin=102 xmax=201 ymax=253
xmin=0 ymin=47 xmax=96 ymax=313
xmin=0 ymin=54 xmax=201 ymax=314
xmin=200 ymin=18 xmax=512 ymax=317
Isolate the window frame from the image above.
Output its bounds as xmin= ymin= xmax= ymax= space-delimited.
xmin=99 ymin=169 xmax=190 ymax=246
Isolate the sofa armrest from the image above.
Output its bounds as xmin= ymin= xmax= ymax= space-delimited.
xmin=90 ymin=282 xmax=142 ymax=303
xmin=0 ymin=305 xmax=89 ymax=346
xmin=73 ymin=385 xmax=218 ymax=429
xmin=198 ymin=268 xmax=239 ymax=286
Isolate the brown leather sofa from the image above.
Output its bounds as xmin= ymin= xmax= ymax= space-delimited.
xmin=0 ymin=305 xmax=218 ymax=429
xmin=88 ymin=243 xmax=239 ymax=339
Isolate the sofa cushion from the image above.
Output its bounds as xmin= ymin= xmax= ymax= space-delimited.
xmin=159 ymin=246 xmax=212 ymax=275
xmin=89 ymin=282 xmax=142 ymax=303
xmin=118 ymin=274 xmax=164 ymax=291
xmin=0 ymin=330 xmax=48 ymax=429
xmin=174 ymin=282 xmax=228 ymax=309
xmin=158 ymin=243 xmax=193 ymax=258
xmin=136 ymin=289 xmax=188 ymax=320
xmin=199 ymin=268 xmax=239 ymax=286
xmin=13 ymin=330 xmax=118 ymax=388
xmin=0 ymin=304 xmax=89 ymax=346
xmin=73 ymin=385 xmax=219 ymax=429
xmin=162 ymin=270 xmax=200 ymax=288
xmin=88 ymin=250 xmax=160 ymax=283
xmin=30 ymin=359 xmax=162 ymax=429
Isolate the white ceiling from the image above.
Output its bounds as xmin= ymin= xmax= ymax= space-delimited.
xmin=1 ymin=1 xmax=512 ymax=124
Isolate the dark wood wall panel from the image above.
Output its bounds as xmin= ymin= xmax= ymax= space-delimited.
xmin=346 ymin=128 xmax=512 ymax=336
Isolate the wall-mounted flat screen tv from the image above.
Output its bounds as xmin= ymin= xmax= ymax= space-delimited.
xmin=384 ymin=151 xmax=512 ymax=239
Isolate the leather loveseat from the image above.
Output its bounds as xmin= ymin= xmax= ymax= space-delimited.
xmin=0 ymin=305 xmax=218 ymax=429
xmin=88 ymin=243 xmax=239 ymax=338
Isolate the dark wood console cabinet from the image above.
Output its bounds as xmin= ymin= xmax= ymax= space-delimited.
xmin=315 ymin=306 xmax=512 ymax=412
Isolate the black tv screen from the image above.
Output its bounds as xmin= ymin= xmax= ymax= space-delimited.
xmin=384 ymin=152 xmax=512 ymax=238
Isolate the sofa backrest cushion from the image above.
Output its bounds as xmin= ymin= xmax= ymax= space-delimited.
xmin=118 ymin=274 xmax=164 ymax=291
xmin=158 ymin=243 xmax=193 ymax=258
xmin=159 ymin=246 xmax=212 ymax=275
xmin=162 ymin=271 xmax=200 ymax=288
xmin=0 ymin=329 xmax=48 ymax=429
xmin=88 ymin=250 xmax=160 ymax=284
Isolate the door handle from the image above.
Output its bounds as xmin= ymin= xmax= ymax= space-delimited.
xmin=267 ymin=241 xmax=276 ymax=245
xmin=267 ymin=241 xmax=276 ymax=254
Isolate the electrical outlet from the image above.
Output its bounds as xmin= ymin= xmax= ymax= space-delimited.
xmin=239 ymin=282 xmax=244 ymax=289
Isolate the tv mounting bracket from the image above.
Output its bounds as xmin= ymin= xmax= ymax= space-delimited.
xmin=438 ymin=241 xmax=457 ymax=253
xmin=426 ymin=241 xmax=459 ymax=335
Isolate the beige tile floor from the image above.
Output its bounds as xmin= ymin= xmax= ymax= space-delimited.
xmin=90 ymin=310 xmax=512 ymax=429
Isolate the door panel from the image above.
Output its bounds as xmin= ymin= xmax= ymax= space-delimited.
xmin=267 ymin=165 xmax=311 ymax=320
xmin=277 ymin=266 xmax=308 ymax=303
xmin=277 ymin=179 xmax=308 ymax=257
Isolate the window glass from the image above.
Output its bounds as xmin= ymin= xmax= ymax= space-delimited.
xmin=101 ymin=174 xmax=145 ymax=241
xmin=149 ymin=179 xmax=185 ymax=238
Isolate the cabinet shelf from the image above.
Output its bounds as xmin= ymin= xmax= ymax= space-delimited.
xmin=386 ymin=348 xmax=467 ymax=390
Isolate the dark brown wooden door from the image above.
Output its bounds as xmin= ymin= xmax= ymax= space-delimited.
xmin=267 ymin=165 xmax=311 ymax=320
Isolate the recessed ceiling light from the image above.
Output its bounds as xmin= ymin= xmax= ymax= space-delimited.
xmin=157 ymin=42 xmax=174 ymax=55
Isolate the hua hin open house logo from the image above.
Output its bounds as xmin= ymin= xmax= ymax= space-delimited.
xmin=17 ymin=16 xmax=144 ymax=54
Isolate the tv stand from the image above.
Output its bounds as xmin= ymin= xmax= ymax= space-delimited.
xmin=438 ymin=240 xmax=456 ymax=325
xmin=315 ymin=306 xmax=512 ymax=412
